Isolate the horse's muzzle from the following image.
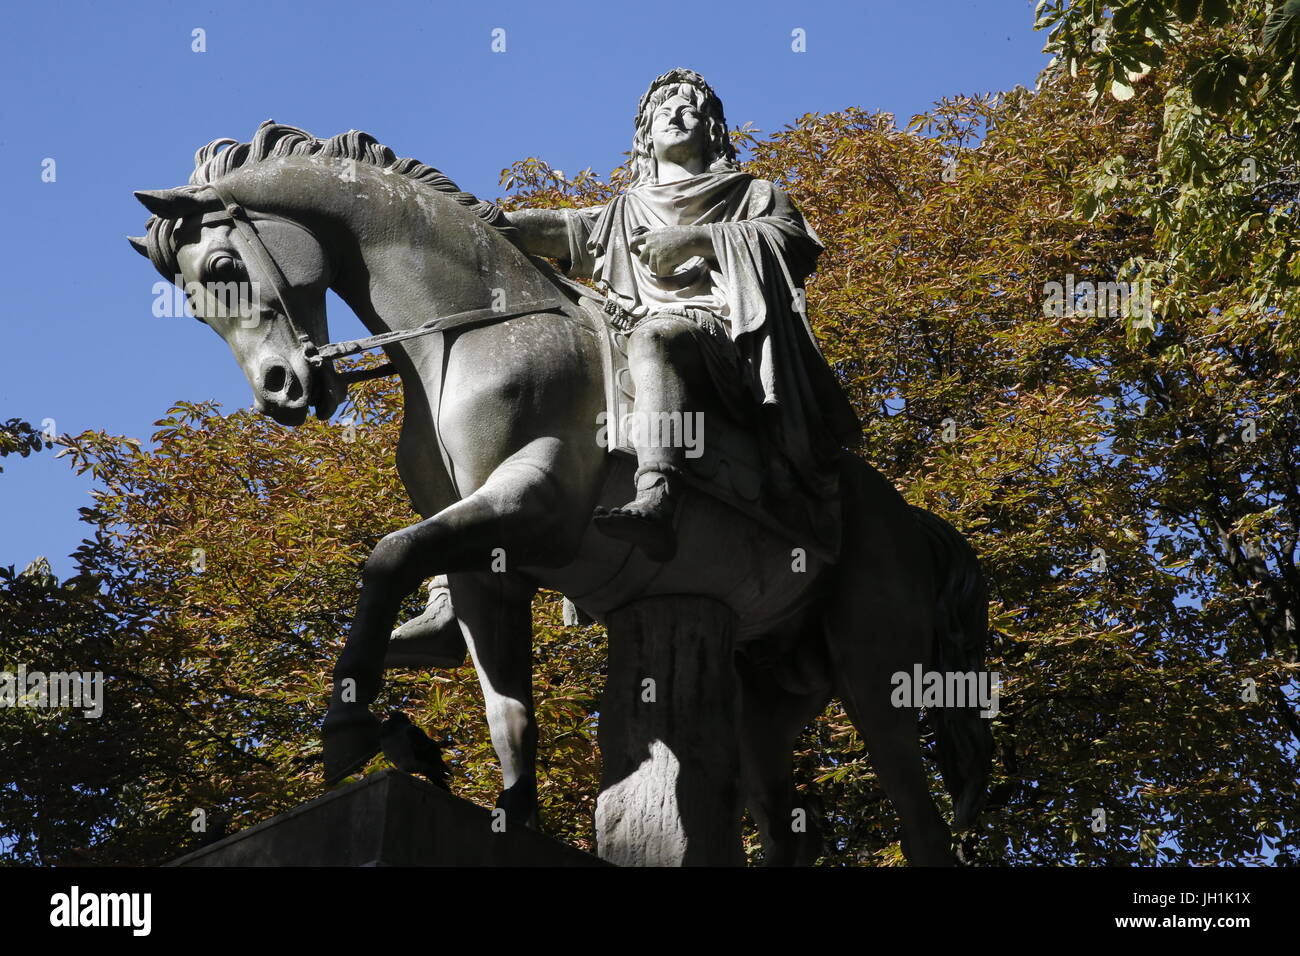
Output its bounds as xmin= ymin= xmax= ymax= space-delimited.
xmin=255 ymin=356 xmax=311 ymax=425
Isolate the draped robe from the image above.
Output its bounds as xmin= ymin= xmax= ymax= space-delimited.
xmin=561 ymin=170 xmax=860 ymax=495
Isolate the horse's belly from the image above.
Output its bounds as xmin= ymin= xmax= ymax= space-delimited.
xmin=524 ymin=482 xmax=829 ymax=637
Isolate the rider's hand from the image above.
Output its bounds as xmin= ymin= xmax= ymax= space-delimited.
xmin=630 ymin=225 xmax=712 ymax=276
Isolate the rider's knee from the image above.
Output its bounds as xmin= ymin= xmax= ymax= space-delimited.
xmin=629 ymin=314 xmax=696 ymax=359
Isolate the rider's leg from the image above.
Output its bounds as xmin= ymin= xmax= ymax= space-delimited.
xmin=593 ymin=314 xmax=707 ymax=561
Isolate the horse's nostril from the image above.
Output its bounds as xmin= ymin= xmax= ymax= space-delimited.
xmin=286 ymin=374 xmax=304 ymax=403
xmin=263 ymin=364 xmax=287 ymax=394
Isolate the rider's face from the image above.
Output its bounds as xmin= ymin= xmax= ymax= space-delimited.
xmin=650 ymin=94 xmax=709 ymax=169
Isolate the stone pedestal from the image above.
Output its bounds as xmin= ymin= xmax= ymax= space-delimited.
xmin=595 ymin=595 xmax=743 ymax=866
xmin=170 ymin=770 xmax=604 ymax=867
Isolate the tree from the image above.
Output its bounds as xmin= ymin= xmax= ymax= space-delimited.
xmin=0 ymin=419 xmax=46 ymax=474
xmin=3 ymin=8 xmax=1297 ymax=864
xmin=0 ymin=383 xmax=603 ymax=864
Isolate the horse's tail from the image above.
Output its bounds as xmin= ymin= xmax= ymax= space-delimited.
xmin=911 ymin=505 xmax=993 ymax=833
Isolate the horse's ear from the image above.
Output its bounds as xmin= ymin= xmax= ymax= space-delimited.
xmin=126 ymin=236 xmax=150 ymax=259
xmin=133 ymin=187 xmax=218 ymax=219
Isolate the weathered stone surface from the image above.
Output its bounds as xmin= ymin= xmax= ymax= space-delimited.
xmin=595 ymin=595 xmax=743 ymax=866
xmin=170 ymin=770 xmax=605 ymax=867
xmin=135 ymin=69 xmax=992 ymax=866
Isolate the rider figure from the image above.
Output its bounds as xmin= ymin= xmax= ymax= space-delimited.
xmin=509 ymin=68 xmax=859 ymax=561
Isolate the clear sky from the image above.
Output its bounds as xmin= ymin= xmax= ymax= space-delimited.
xmin=0 ymin=0 xmax=1050 ymax=576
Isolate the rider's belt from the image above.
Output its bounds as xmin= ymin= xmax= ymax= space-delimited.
xmin=600 ymin=298 xmax=638 ymax=333
xmin=603 ymin=302 xmax=724 ymax=335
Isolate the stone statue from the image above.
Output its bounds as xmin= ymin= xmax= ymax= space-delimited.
xmin=509 ymin=69 xmax=859 ymax=561
xmin=130 ymin=71 xmax=993 ymax=865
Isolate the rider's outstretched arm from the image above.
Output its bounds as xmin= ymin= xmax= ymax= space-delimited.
xmin=507 ymin=206 xmax=608 ymax=279
xmin=504 ymin=208 xmax=571 ymax=260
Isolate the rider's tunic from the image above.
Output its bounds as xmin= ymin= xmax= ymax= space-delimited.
xmin=560 ymin=171 xmax=860 ymax=495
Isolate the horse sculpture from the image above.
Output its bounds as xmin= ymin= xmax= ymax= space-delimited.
xmin=131 ymin=122 xmax=992 ymax=865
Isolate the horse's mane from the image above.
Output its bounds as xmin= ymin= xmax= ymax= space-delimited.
xmin=144 ymin=120 xmax=519 ymax=277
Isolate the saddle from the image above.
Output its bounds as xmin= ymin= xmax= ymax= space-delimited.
xmin=563 ymin=283 xmax=843 ymax=565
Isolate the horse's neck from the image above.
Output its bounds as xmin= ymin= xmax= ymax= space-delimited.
xmin=330 ymin=177 xmax=554 ymax=341
xmin=318 ymin=170 xmax=564 ymax=505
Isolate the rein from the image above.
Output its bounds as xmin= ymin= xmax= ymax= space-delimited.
xmin=204 ymin=186 xmax=569 ymax=386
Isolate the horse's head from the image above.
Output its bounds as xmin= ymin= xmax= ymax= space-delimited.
xmin=130 ymin=180 xmax=342 ymax=426
xmin=131 ymin=121 xmax=539 ymax=426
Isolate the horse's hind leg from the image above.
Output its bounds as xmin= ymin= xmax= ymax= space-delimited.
xmin=447 ymin=571 xmax=541 ymax=828
xmin=737 ymin=640 xmax=829 ymax=866
xmin=832 ymin=661 xmax=952 ymax=865
xmin=825 ymin=457 xmax=955 ymax=865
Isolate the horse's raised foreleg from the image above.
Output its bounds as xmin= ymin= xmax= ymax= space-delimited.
xmin=323 ymin=437 xmax=591 ymax=784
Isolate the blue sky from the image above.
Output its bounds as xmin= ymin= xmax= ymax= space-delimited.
xmin=0 ymin=0 xmax=1050 ymax=576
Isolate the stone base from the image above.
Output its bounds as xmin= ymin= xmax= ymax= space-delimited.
xmin=596 ymin=595 xmax=743 ymax=866
xmin=170 ymin=770 xmax=605 ymax=867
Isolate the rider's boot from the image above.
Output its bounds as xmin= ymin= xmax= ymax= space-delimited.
xmin=593 ymin=456 xmax=683 ymax=562
xmin=594 ymin=316 xmax=694 ymax=561
xmin=386 ymin=576 xmax=467 ymax=669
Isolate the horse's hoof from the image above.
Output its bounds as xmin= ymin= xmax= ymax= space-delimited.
xmin=593 ymin=509 xmax=678 ymax=562
xmin=322 ymin=709 xmax=383 ymax=785
xmin=495 ymin=787 xmax=542 ymax=832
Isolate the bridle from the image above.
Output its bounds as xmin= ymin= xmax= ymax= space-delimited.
xmin=201 ymin=184 xmax=568 ymax=387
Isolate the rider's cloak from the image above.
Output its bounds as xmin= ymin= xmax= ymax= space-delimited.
xmin=561 ymin=170 xmax=861 ymax=495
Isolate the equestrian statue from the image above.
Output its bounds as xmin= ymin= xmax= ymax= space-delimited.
xmin=131 ymin=69 xmax=992 ymax=866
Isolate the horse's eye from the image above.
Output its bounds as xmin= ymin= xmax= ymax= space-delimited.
xmin=205 ymin=253 xmax=245 ymax=280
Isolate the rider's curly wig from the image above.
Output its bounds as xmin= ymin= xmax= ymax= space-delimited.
xmin=629 ymin=69 xmax=739 ymax=187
